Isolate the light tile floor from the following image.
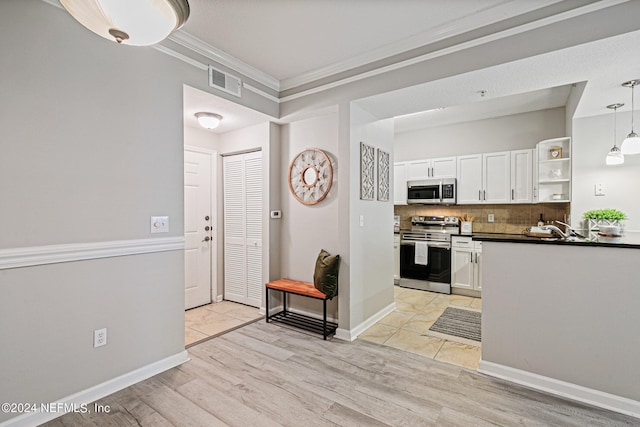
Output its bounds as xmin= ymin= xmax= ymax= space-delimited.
xmin=359 ymin=286 xmax=482 ymax=370
xmin=184 ymin=301 xmax=262 ymax=347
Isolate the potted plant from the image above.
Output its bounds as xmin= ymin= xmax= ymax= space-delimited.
xmin=583 ymin=209 xmax=627 ymax=235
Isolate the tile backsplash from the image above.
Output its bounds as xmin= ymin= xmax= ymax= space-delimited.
xmin=395 ymin=203 xmax=570 ymax=234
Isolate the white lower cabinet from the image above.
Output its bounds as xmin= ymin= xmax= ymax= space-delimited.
xmin=452 ymin=236 xmax=482 ymax=295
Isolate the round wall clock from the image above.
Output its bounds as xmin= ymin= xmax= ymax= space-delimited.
xmin=288 ymin=148 xmax=333 ymax=205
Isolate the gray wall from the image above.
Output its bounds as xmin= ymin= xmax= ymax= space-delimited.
xmin=481 ymin=241 xmax=640 ymax=402
xmin=0 ymin=1 xmax=218 ymax=421
xmin=279 ymin=113 xmax=340 ymax=320
xmin=394 ymin=108 xmax=565 ymax=162
xmin=348 ymin=103 xmax=395 ymax=329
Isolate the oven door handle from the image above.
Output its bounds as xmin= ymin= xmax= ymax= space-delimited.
xmin=401 ymin=241 xmax=451 ymax=249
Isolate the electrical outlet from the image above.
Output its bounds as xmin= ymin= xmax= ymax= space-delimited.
xmin=488 ymin=214 xmax=495 ymax=223
xmin=94 ymin=328 xmax=107 ymax=348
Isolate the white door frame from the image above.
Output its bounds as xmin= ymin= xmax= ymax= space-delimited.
xmin=184 ymin=145 xmax=218 ymax=305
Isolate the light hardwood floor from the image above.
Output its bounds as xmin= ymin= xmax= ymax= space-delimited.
xmin=45 ymin=321 xmax=636 ymax=426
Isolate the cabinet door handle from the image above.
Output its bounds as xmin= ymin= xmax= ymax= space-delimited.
xmin=483 ymin=190 xmax=486 ymax=201
xmin=478 ymin=190 xmax=482 ymax=201
xmin=533 ymin=187 xmax=537 ymax=197
xmin=512 ymin=189 xmax=515 ymax=200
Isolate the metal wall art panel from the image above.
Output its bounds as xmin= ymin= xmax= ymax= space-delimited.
xmin=360 ymin=142 xmax=375 ymax=200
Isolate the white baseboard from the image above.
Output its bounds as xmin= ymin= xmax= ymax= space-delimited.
xmin=215 ymin=295 xmax=223 ymax=303
xmin=335 ymin=302 xmax=396 ymax=342
xmin=478 ymin=360 xmax=640 ymax=419
xmin=1 ymin=351 xmax=189 ymax=427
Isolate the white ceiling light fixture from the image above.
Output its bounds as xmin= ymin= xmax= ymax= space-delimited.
xmin=621 ymin=79 xmax=640 ymax=155
xmin=195 ymin=112 xmax=223 ymax=130
xmin=60 ymin=0 xmax=190 ymax=46
xmin=605 ymin=103 xmax=624 ymax=166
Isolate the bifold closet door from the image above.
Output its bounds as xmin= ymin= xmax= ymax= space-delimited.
xmin=223 ymin=151 xmax=262 ymax=307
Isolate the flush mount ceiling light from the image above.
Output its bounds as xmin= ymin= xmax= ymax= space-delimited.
xmin=60 ymin=0 xmax=190 ymax=46
xmin=195 ymin=112 xmax=223 ymax=130
xmin=606 ymin=103 xmax=624 ymax=166
xmin=621 ymin=79 xmax=640 ymax=155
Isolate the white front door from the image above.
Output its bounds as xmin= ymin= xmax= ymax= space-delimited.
xmin=184 ymin=148 xmax=214 ymax=309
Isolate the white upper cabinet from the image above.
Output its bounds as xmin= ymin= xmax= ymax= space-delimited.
xmin=457 ymin=154 xmax=483 ymax=204
xmin=483 ymin=151 xmax=511 ymax=204
xmin=400 ymin=149 xmax=536 ymax=206
xmin=511 ymin=149 xmax=534 ymax=203
xmin=432 ymin=157 xmax=457 ymax=178
xmin=406 ymin=159 xmax=431 ymax=180
xmin=393 ymin=162 xmax=408 ymax=205
xmin=458 ymin=151 xmax=520 ymax=204
xmin=406 ymin=157 xmax=456 ymax=180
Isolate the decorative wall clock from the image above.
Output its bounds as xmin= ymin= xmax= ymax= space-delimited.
xmin=288 ymin=148 xmax=333 ymax=205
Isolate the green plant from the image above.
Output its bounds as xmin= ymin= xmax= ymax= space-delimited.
xmin=583 ymin=209 xmax=627 ymax=221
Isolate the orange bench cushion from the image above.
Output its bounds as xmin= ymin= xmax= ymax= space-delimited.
xmin=266 ymin=278 xmax=327 ymax=299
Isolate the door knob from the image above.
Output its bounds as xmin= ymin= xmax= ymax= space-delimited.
xmin=205 ymin=226 xmax=211 ymax=231
xmin=202 ymin=236 xmax=211 ymax=242
xmin=204 ymin=215 xmax=210 ymax=221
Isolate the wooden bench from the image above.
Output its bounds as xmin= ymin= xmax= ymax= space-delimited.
xmin=265 ymin=278 xmax=338 ymax=340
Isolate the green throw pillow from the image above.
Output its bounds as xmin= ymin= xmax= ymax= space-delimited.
xmin=313 ymin=249 xmax=340 ymax=300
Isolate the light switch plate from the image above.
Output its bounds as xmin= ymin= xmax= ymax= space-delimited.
xmin=595 ymin=183 xmax=605 ymax=196
xmin=151 ymin=216 xmax=169 ymax=233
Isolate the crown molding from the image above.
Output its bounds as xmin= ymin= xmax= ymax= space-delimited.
xmin=153 ymin=44 xmax=208 ymax=70
xmin=279 ymin=0 xmax=630 ymax=104
xmin=278 ymin=0 xmax=565 ymax=91
xmin=168 ymin=30 xmax=280 ymax=92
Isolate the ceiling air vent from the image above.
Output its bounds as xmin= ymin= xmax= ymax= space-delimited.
xmin=208 ymin=66 xmax=241 ymax=97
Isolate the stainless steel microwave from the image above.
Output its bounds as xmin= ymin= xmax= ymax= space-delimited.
xmin=407 ymin=178 xmax=456 ymax=205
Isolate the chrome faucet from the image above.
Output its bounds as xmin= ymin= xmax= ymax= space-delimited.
xmin=554 ymin=220 xmax=585 ymax=239
xmin=542 ymin=221 xmax=585 ymax=240
xmin=541 ymin=224 xmax=568 ymax=239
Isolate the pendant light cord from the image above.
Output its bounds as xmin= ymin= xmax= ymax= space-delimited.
xmin=631 ymin=83 xmax=635 ymax=134
xmin=614 ymin=105 xmax=617 ymax=145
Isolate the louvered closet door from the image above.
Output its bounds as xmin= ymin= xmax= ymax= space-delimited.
xmin=223 ymin=151 xmax=263 ymax=307
xmin=244 ymin=151 xmax=263 ymax=307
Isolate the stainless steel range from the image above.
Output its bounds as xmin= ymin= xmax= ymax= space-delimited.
xmin=399 ymin=216 xmax=459 ymax=294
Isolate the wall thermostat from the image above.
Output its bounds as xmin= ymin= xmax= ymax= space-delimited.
xmin=270 ymin=210 xmax=282 ymax=219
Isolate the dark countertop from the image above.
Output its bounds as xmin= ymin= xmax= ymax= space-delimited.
xmin=470 ymin=232 xmax=640 ymax=249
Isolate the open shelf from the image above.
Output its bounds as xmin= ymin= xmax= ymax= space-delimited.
xmin=536 ymin=137 xmax=571 ymax=203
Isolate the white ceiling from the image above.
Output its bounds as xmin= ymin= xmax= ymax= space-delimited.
xmin=178 ymin=0 xmax=640 ymax=134
xmin=182 ymin=0 xmax=561 ymax=87
xmin=393 ymin=85 xmax=573 ymax=134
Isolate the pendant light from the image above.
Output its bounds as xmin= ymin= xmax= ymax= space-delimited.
xmin=606 ymin=103 xmax=624 ymax=165
xmin=60 ymin=0 xmax=190 ymax=46
xmin=195 ymin=112 xmax=223 ymax=130
xmin=621 ymin=79 xmax=640 ymax=155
